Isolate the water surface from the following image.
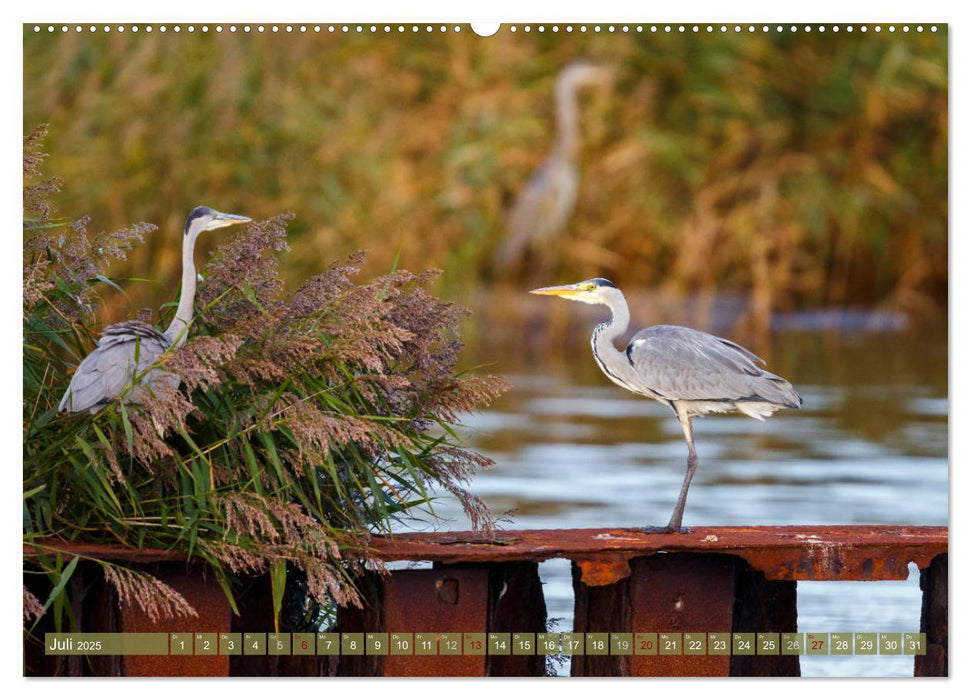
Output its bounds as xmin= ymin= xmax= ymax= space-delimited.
xmin=418 ymin=308 xmax=947 ymax=677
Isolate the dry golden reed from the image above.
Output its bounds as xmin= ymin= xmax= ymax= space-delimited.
xmin=23 ymin=30 xmax=947 ymax=323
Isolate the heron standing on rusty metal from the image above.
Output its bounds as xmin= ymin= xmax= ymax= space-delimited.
xmin=495 ymin=62 xmax=612 ymax=270
xmin=531 ymin=278 xmax=803 ymax=532
xmin=58 ymin=206 xmax=251 ymax=414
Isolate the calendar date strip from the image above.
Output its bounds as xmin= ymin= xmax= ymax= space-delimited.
xmin=44 ymin=631 xmax=926 ymax=656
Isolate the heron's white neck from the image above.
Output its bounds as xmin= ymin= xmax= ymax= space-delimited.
xmin=593 ymin=289 xmax=631 ymax=349
xmin=165 ymin=226 xmax=200 ymax=347
xmin=554 ymin=77 xmax=582 ymax=159
xmin=591 ymin=289 xmax=639 ymax=390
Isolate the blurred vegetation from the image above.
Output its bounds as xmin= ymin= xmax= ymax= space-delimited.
xmin=23 ymin=26 xmax=946 ymax=327
xmin=23 ymin=128 xmax=506 ymax=633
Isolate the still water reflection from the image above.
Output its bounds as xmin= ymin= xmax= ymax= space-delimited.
xmin=422 ymin=313 xmax=947 ymax=677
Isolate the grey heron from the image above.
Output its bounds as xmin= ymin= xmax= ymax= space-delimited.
xmin=496 ymin=62 xmax=613 ymax=270
xmin=531 ymin=278 xmax=802 ymax=531
xmin=58 ymin=206 xmax=251 ymax=414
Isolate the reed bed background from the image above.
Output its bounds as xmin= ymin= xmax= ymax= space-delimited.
xmin=23 ymin=26 xmax=947 ymax=325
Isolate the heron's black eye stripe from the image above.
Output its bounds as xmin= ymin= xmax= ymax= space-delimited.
xmin=592 ymin=278 xmax=617 ymax=288
xmin=184 ymin=212 xmax=203 ymax=235
xmin=184 ymin=206 xmax=214 ymax=235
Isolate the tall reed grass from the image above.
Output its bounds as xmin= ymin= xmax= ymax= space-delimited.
xmin=23 ymin=126 xmax=507 ymax=634
xmin=23 ymin=27 xmax=947 ymax=322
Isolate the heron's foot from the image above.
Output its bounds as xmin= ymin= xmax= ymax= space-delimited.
xmin=639 ymin=525 xmax=691 ymax=535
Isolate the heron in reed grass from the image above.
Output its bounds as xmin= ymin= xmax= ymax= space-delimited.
xmin=531 ymin=278 xmax=802 ymax=532
xmin=58 ymin=206 xmax=251 ymax=414
xmin=495 ymin=62 xmax=612 ymax=269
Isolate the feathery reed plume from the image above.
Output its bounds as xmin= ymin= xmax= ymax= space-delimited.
xmin=24 ymin=128 xmax=507 ymax=636
xmin=101 ymin=566 xmax=198 ymax=623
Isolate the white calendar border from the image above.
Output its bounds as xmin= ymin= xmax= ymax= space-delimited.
xmin=6 ymin=0 xmax=961 ymax=693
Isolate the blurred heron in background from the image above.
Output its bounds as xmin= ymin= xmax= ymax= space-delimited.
xmin=496 ymin=62 xmax=613 ymax=273
xmin=58 ymin=206 xmax=251 ymax=414
xmin=531 ymin=278 xmax=802 ymax=532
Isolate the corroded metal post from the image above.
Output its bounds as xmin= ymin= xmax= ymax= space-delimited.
xmin=339 ymin=568 xmax=490 ymax=676
xmin=482 ymin=562 xmax=548 ymax=676
xmin=627 ymin=555 xmax=737 ymax=676
xmin=337 ymin=562 xmax=547 ymax=677
xmin=571 ymin=553 xmax=798 ymax=677
xmin=570 ymin=561 xmax=631 ymax=676
xmin=230 ymin=572 xmax=328 ymax=677
xmin=119 ymin=563 xmax=232 ymax=677
xmin=915 ymin=554 xmax=947 ymax=677
xmin=25 ymin=527 xmax=947 ymax=677
xmin=730 ymin=562 xmax=799 ymax=676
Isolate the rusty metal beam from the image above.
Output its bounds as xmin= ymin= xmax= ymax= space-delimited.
xmin=24 ymin=541 xmax=187 ymax=564
xmin=23 ymin=526 xmax=947 ymax=679
xmin=25 ymin=526 xmax=948 ymax=584
xmin=358 ymin=526 xmax=947 ymax=582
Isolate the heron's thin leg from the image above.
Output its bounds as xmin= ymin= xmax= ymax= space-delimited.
xmin=666 ymin=406 xmax=698 ymax=532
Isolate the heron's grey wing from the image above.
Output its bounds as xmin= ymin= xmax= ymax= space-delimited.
xmin=58 ymin=322 xmax=172 ymax=413
xmin=625 ymin=325 xmax=802 ymax=408
xmin=497 ymin=158 xmax=579 ymax=265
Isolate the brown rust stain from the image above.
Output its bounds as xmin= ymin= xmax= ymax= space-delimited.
xmin=381 ymin=569 xmax=489 ymax=677
xmin=629 ymin=555 xmax=735 ymax=676
xmin=360 ymin=526 xmax=947 ymax=582
xmin=576 ymin=555 xmax=632 ymax=586
xmin=25 ymin=526 xmax=948 ymax=584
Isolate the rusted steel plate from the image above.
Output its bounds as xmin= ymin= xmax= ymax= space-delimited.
xmin=24 ymin=541 xmax=187 ymax=564
xmin=381 ymin=569 xmax=489 ymax=677
xmin=576 ymin=555 xmax=632 ymax=587
xmin=571 ymin=561 xmax=631 ymax=676
xmin=25 ymin=526 xmax=947 ymax=583
xmin=629 ymin=555 xmax=735 ymax=676
xmin=363 ymin=527 xmax=948 ymax=582
xmin=573 ymin=554 xmax=801 ymax=678
xmin=120 ymin=566 xmax=230 ymax=677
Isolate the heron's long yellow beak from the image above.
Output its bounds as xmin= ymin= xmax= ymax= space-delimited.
xmin=529 ymin=284 xmax=583 ymax=298
xmin=211 ymin=212 xmax=252 ymax=229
